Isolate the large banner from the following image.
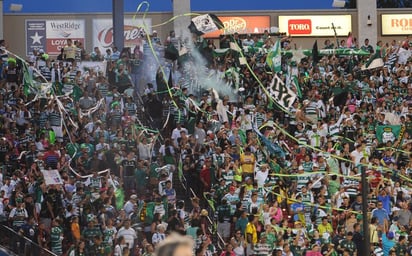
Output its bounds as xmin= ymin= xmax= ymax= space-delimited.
xmin=26 ymin=19 xmax=85 ymax=56
xmin=41 ymin=170 xmax=63 ymax=185
xmin=382 ymin=14 xmax=412 ymax=35
xmin=278 ymin=15 xmax=352 ymax=37
xmin=93 ymin=18 xmax=152 ymax=52
xmin=203 ymin=16 xmax=270 ymax=38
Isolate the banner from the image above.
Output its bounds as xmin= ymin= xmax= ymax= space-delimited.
xmin=203 ymin=16 xmax=270 ymax=38
xmin=188 ymin=14 xmax=223 ymax=35
xmin=93 ymin=18 xmax=152 ymax=52
xmin=382 ymin=14 xmax=412 ymax=35
xmin=26 ymin=19 xmax=85 ymax=56
xmin=376 ymin=125 xmax=402 ymax=144
xmin=278 ymin=15 xmax=351 ymax=37
xmin=41 ymin=170 xmax=64 ymax=185
xmin=269 ymin=74 xmax=297 ymax=109
xmin=26 ymin=20 xmax=46 ymax=56
xmin=78 ymin=61 xmax=107 ymax=76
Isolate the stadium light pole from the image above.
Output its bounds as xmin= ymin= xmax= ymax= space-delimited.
xmin=112 ymin=0 xmax=124 ymax=50
xmin=361 ymin=165 xmax=371 ymax=255
xmin=0 ymin=0 xmax=3 ymax=39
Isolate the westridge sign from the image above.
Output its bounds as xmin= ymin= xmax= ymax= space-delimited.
xmin=278 ymin=15 xmax=352 ymax=37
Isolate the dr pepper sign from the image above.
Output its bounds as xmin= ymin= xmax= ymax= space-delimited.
xmin=203 ymin=16 xmax=270 ymax=38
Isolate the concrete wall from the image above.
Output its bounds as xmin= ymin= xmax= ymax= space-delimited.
xmin=4 ymin=8 xmax=412 ymax=57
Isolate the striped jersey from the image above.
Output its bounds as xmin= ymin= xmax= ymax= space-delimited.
xmin=50 ymin=226 xmax=63 ymax=254
xmin=48 ymin=111 xmax=62 ymax=127
xmin=9 ymin=207 xmax=28 ymax=228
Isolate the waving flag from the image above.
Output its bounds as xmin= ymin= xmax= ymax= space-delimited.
xmin=269 ymin=74 xmax=297 ymax=109
xmin=266 ymin=39 xmax=281 ymax=73
xmin=312 ymin=40 xmax=320 ymax=65
xmin=21 ymin=60 xmax=34 ymax=96
xmin=254 ymin=127 xmax=286 ymax=159
xmin=188 ymin=14 xmax=224 ymax=35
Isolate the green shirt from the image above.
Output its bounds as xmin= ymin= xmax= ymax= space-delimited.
xmin=50 ymin=226 xmax=63 ymax=254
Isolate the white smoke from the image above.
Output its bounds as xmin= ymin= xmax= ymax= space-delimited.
xmin=177 ymin=41 xmax=238 ymax=101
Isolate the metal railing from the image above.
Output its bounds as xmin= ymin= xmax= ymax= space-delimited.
xmin=189 ymin=188 xmax=226 ymax=250
xmin=0 ymin=225 xmax=57 ymax=256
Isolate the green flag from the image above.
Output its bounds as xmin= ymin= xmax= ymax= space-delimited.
xmin=291 ymin=75 xmax=302 ymax=98
xmin=22 ymin=60 xmax=33 ymax=96
xmin=266 ymin=39 xmax=281 ymax=73
xmin=115 ymin=188 xmax=125 ymax=210
xmin=376 ymin=125 xmax=401 ymax=144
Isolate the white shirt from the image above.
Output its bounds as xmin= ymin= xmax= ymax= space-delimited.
xmin=255 ymin=170 xmax=269 ymax=187
xmin=171 ymin=127 xmax=188 ymax=146
xmin=116 ymin=227 xmax=137 ymax=249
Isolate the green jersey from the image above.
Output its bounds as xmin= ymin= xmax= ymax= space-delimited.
xmin=50 ymin=226 xmax=63 ymax=255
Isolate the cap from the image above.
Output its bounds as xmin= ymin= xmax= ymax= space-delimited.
xmin=387 ymin=231 xmax=395 ymax=239
xmin=130 ymin=194 xmax=138 ymax=200
xmin=201 ymin=209 xmax=208 ymax=216
xmin=153 ymin=30 xmax=157 ymax=34
xmin=229 ymin=186 xmax=236 ymax=192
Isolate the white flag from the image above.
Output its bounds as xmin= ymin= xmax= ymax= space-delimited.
xmin=269 ymin=74 xmax=297 ymax=109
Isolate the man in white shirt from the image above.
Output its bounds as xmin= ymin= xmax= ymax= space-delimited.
xmin=171 ymin=123 xmax=188 ymax=147
xmin=255 ymin=164 xmax=269 ymax=187
xmin=116 ymin=219 xmax=137 ymax=250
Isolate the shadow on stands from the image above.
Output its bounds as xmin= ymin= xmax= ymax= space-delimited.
xmin=0 ymin=225 xmax=57 ymax=256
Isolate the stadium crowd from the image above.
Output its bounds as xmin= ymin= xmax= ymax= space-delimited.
xmin=0 ymin=26 xmax=412 ymax=256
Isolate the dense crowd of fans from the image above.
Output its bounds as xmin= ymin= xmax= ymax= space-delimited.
xmin=0 ymin=26 xmax=412 ymax=256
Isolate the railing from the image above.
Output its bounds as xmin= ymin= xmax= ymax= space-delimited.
xmin=0 ymin=225 xmax=58 ymax=256
xmin=190 ymin=188 xmax=226 ymax=250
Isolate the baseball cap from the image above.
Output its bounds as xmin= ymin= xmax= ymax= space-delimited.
xmin=387 ymin=231 xmax=394 ymax=239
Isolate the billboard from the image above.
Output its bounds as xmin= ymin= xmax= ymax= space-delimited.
xmin=382 ymin=14 xmax=412 ymax=35
xmin=203 ymin=16 xmax=270 ymax=38
xmin=93 ymin=18 xmax=152 ymax=52
xmin=26 ymin=19 xmax=85 ymax=56
xmin=278 ymin=15 xmax=352 ymax=37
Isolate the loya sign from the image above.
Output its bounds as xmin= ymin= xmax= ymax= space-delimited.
xmin=278 ymin=15 xmax=351 ymax=37
xmin=93 ymin=19 xmax=152 ymax=51
xmin=203 ymin=16 xmax=270 ymax=38
xmin=382 ymin=14 xmax=412 ymax=35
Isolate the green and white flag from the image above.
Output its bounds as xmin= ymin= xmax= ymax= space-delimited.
xmin=266 ymin=39 xmax=281 ymax=73
xmin=376 ymin=125 xmax=401 ymax=144
xmin=291 ymin=75 xmax=302 ymax=99
xmin=269 ymin=74 xmax=297 ymax=109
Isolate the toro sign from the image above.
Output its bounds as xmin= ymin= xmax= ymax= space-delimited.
xmin=288 ymin=19 xmax=312 ymax=35
xmin=382 ymin=14 xmax=412 ymax=35
xmin=279 ymin=15 xmax=351 ymax=37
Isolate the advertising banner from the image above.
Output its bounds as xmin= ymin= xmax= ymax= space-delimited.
xmin=26 ymin=19 xmax=85 ymax=56
xmin=203 ymin=16 xmax=270 ymax=38
xmin=382 ymin=14 xmax=412 ymax=35
xmin=93 ymin=18 xmax=152 ymax=52
xmin=278 ymin=15 xmax=352 ymax=37
xmin=26 ymin=20 xmax=46 ymax=56
xmin=46 ymin=20 xmax=85 ymax=55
